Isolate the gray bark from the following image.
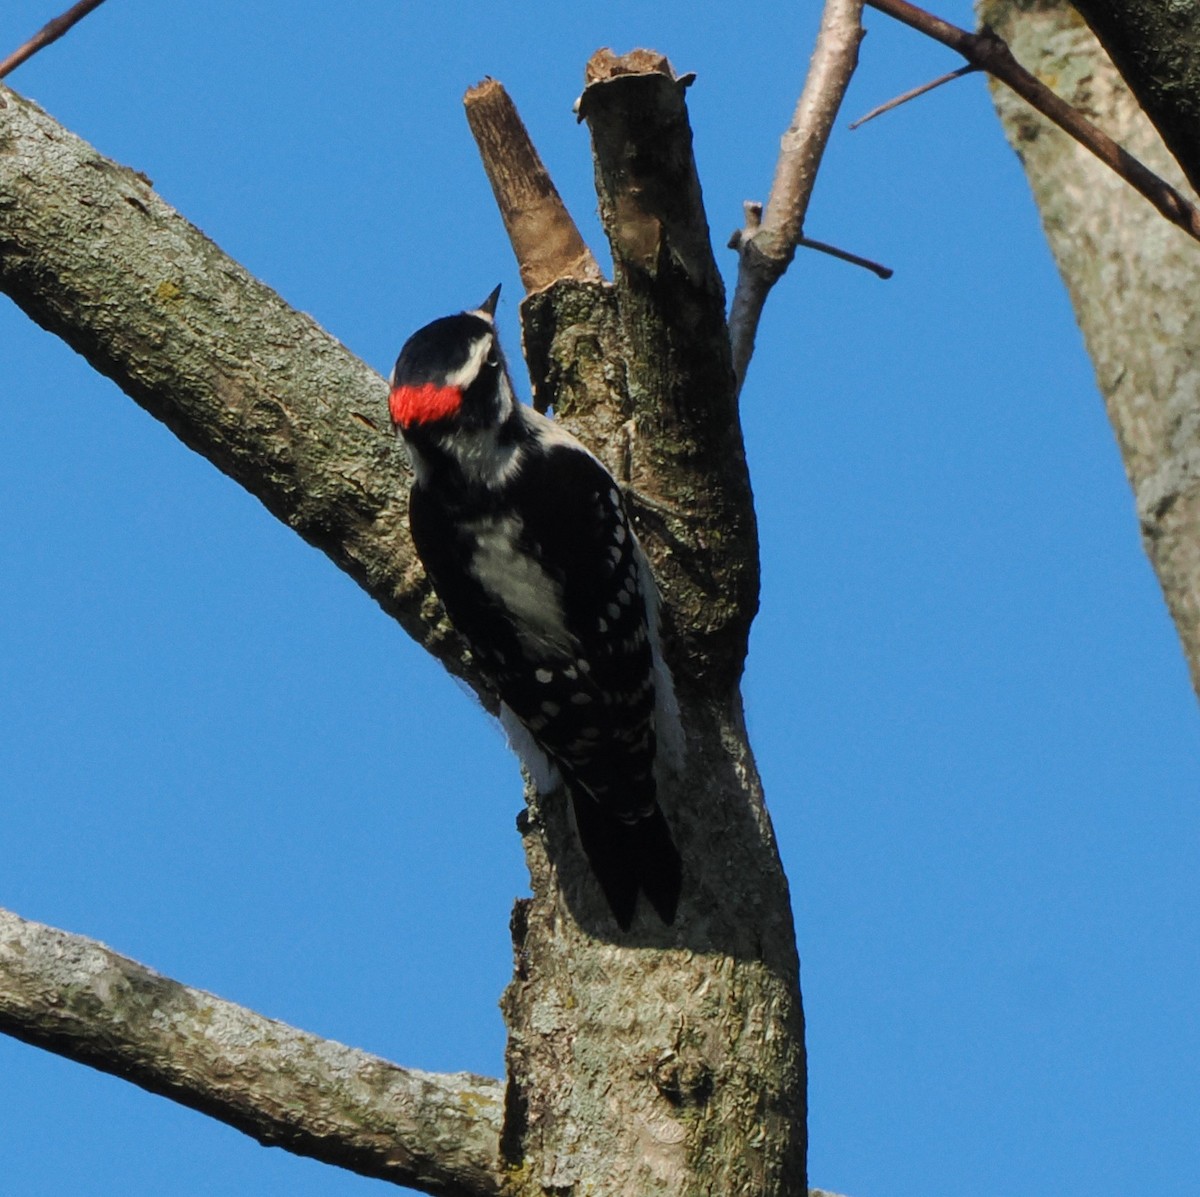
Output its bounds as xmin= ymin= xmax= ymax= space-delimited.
xmin=1069 ymin=0 xmax=1200 ymax=193
xmin=979 ymin=0 xmax=1200 ymax=698
xmin=0 ymin=86 xmax=479 ymax=690
xmin=0 ymin=907 xmax=505 ymax=1196
xmin=577 ymin=53 xmax=760 ymax=690
xmin=499 ymin=60 xmax=806 ymax=1188
xmin=0 ymin=63 xmax=806 ymax=1197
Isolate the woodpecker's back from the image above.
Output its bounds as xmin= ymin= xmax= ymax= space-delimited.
xmin=388 ymin=290 xmax=682 ymax=928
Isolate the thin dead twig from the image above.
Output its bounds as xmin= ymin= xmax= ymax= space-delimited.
xmin=731 ymin=202 xmax=891 ymax=278
xmin=0 ymin=0 xmax=109 ymax=81
xmin=864 ymin=0 xmax=1200 ymax=243
xmin=799 ymin=235 xmax=893 ymax=278
xmin=850 ymin=63 xmax=978 ymax=129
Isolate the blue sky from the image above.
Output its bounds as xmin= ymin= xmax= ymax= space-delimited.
xmin=2 ymin=2 xmax=1197 ymax=1195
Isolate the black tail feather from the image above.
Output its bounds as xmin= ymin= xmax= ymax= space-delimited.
xmin=632 ymin=803 xmax=683 ymax=925
xmin=570 ymin=792 xmax=681 ymax=929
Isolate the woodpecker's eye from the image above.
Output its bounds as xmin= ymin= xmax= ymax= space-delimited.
xmin=485 ymin=348 xmax=500 ymax=369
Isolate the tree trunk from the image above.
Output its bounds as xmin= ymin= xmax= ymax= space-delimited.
xmin=0 ymin=57 xmax=807 ymax=1196
xmin=979 ymin=0 xmax=1200 ymax=699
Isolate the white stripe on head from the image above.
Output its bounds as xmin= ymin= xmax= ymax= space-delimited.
xmin=444 ymin=332 xmax=493 ymax=390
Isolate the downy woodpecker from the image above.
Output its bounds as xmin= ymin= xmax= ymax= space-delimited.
xmin=388 ymin=287 xmax=683 ymax=928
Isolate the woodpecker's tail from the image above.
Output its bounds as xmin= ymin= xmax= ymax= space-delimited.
xmin=570 ymin=792 xmax=682 ymax=929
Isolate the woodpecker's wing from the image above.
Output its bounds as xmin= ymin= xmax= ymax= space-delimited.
xmin=409 ymin=438 xmax=659 ymax=822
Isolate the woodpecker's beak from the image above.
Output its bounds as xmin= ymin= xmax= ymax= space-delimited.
xmin=476 ymin=284 xmax=502 ymax=319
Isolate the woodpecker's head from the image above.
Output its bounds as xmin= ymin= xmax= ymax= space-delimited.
xmin=388 ymin=286 xmax=513 ymax=439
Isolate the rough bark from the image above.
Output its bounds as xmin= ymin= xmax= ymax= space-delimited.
xmin=977 ymin=0 xmax=1200 ymax=697
xmin=0 ymin=85 xmax=480 ymax=695
xmin=463 ymin=79 xmax=603 ymax=295
xmin=0 ymin=59 xmax=808 ymax=1197
xmin=480 ymin=57 xmax=807 ymax=1196
xmin=500 ymin=688 xmax=806 ymax=1194
xmin=0 ymin=907 xmax=505 ymax=1197
xmin=577 ymin=51 xmax=761 ymax=694
xmin=1070 ymin=0 xmax=1200 ymax=194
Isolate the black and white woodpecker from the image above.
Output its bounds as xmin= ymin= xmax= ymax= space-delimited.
xmin=388 ymin=287 xmax=683 ymax=928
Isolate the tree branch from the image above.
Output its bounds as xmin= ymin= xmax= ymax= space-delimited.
xmin=456 ymin=56 xmax=807 ymax=1196
xmin=0 ymin=907 xmax=505 ymax=1197
xmin=864 ymin=0 xmax=1200 ymax=243
xmin=728 ymin=0 xmax=865 ymax=392
xmin=462 ymin=62 xmax=761 ymax=684
xmin=463 ymin=78 xmax=603 ymax=293
xmin=0 ymin=84 xmax=489 ymax=702
xmin=0 ymin=0 xmax=109 ymax=80
xmin=2 ymin=65 xmax=810 ymax=1195
xmin=1069 ymin=1 xmax=1200 ymax=195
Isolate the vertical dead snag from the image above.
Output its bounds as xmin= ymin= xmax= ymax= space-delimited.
xmin=577 ymin=49 xmax=760 ymax=695
xmin=464 ymin=54 xmax=807 ymax=1197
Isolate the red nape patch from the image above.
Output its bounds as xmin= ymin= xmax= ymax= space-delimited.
xmin=389 ymin=383 xmax=463 ymax=428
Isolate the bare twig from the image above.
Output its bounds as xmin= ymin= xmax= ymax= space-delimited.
xmin=864 ymin=0 xmax=1200 ymax=243
xmin=463 ymin=79 xmax=603 ymax=293
xmin=0 ymin=0 xmax=109 ymax=80
xmin=799 ymin=235 xmax=893 ymax=278
xmin=728 ymin=0 xmax=866 ymax=393
xmin=849 ymin=63 xmax=979 ymax=129
xmin=0 ymin=907 xmax=506 ymax=1197
xmin=728 ymin=205 xmax=890 ymax=278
